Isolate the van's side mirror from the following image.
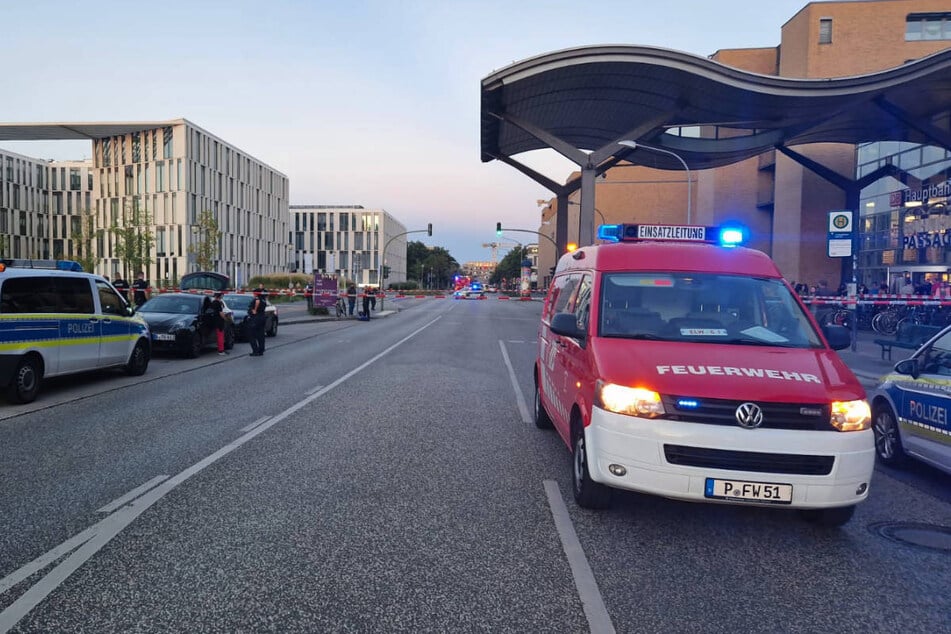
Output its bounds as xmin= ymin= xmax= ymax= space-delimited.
xmin=821 ymin=324 xmax=851 ymax=351
xmin=126 ymin=305 xmax=135 ymax=317
xmin=895 ymin=358 xmax=920 ymax=379
xmin=550 ymin=312 xmax=585 ymax=340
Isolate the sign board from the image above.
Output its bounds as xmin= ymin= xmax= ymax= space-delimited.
xmin=827 ymin=210 xmax=853 ymax=258
xmin=311 ymin=274 xmax=339 ymax=309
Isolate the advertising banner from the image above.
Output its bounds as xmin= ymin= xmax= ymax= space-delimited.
xmin=312 ymin=274 xmax=339 ymax=308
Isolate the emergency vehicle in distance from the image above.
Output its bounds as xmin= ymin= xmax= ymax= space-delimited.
xmin=535 ymin=223 xmax=874 ymax=527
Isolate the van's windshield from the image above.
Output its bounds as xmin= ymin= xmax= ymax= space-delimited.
xmin=598 ymin=273 xmax=823 ymax=348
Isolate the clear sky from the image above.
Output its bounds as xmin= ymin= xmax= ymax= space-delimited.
xmin=0 ymin=0 xmax=812 ymax=264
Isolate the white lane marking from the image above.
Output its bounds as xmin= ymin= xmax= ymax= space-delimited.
xmin=543 ymin=480 xmax=616 ymax=634
xmin=0 ymin=315 xmax=442 ymax=633
xmin=499 ymin=340 xmax=531 ymax=424
xmin=304 ymin=384 xmax=324 ymax=396
xmin=239 ymin=416 xmax=272 ymax=433
xmin=96 ymin=475 xmax=170 ymax=514
xmin=508 ymin=339 xmax=526 ymax=343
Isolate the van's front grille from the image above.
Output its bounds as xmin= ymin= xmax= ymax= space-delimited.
xmin=663 ymin=445 xmax=835 ymax=475
xmin=660 ymin=395 xmax=833 ymax=431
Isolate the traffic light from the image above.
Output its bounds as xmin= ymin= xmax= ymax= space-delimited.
xmin=427 ymin=223 xmax=433 ymax=236
xmin=496 ymin=222 xmax=502 ymax=236
xmin=382 ymin=265 xmax=390 ymax=279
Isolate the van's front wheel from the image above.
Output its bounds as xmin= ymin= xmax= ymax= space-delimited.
xmin=534 ymin=377 xmax=553 ymax=429
xmin=571 ymin=421 xmax=612 ymax=509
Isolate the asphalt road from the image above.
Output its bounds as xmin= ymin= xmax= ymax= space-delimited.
xmin=0 ymin=298 xmax=948 ymax=633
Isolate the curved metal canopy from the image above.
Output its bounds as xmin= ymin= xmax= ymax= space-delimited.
xmin=481 ymin=45 xmax=951 ymax=171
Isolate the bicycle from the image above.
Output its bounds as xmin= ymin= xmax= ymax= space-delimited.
xmin=334 ymin=296 xmax=347 ymax=318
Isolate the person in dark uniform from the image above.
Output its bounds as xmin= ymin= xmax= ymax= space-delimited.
xmin=132 ymin=271 xmax=150 ymax=307
xmin=112 ymin=277 xmax=130 ymax=304
xmin=248 ymin=288 xmax=268 ymax=356
xmin=347 ymin=283 xmax=357 ymax=316
xmin=361 ymin=286 xmax=371 ymax=320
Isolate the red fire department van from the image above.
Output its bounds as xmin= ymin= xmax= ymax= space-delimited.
xmin=535 ymin=224 xmax=874 ymax=526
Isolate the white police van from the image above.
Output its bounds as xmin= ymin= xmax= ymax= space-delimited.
xmin=0 ymin=260 xmax=151 ymax=404
xmin=871 ymin=325 xmax=951 ymax=476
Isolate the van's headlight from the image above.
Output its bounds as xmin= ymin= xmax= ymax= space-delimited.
xmin=595 ymin=381 xmax=665 ymax=418
xmin=830 ymin=399 xmax=871 ymax=431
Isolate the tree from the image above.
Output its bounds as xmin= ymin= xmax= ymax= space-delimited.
xmin=420 ymin=246 xmax=460 ymax=289
xmin=491 ymin=246 xmax=527 ymax=287
xmin=70 ymin=208 xmax=102 ymax=273
xmin=111 ymin=200 xmax=155 ymax=279
xmin=406 ymin=240 xmax=431 ymax=282
xmin=188 ymin=210 xmax=221 ymax=271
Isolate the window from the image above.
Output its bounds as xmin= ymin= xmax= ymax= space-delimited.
xmin=132 ymin=133 xmax=141 ymax=163
xmin=163 ymin=126 xmax=173 ymax=159
xmin=55 ymin=277 xmax=95 ymax=314
xmin=906 ymin=13 xmax=951 ymax=41
xmin=819 ymin=18 xmax=832 ymax=44
xmin=1 ymin=276 xmax=54 ymax=313
xmin=97 ymin=281 xmax=126 ymax=315
xmin=70 ymin=168 xmax=81 ymax=191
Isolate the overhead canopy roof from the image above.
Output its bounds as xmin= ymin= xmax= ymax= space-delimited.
xmin=481 ymin=45 xmax=951 ymax=171
xmin=0 ymin=120 xmax=186 ymax=141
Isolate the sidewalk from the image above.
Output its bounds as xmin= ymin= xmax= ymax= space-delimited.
xmin=836 ymin=329 xmax=900 ymax=382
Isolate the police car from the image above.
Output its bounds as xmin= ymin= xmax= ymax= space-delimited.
xmin=870 ymin=326 xmax=951 ymax=476
xmin=535 ymin=224 xmax=874 ymax=526
xmin=0 ymin=260 xmax=151 ymax=404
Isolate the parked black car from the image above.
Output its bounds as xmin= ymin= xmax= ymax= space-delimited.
xmin=137 ymin=293 xmax=235 ymax=357
xmin=223 ymin=293 xmax=278 ymax=340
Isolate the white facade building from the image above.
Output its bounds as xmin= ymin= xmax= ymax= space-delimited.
xmin=0 ymin=120 xmax=289 ymax=289
xmin=290 ymin=205 xmax=408 ymax=287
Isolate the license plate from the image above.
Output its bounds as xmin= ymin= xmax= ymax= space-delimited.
xmin=152 ymin=333 xmax=175 ymax=341
xmin=704 ymin=478 xmax=793 ymax=504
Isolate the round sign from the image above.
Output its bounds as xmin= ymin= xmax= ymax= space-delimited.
xmin=832 ymin=213 xmax=850 ymax=230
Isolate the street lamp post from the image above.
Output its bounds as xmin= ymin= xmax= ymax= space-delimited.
xmin=618 ymin=140 xmax=692 ymax=224
xmin=380 ymin=225 xmax=432 ymax=310
xmin=564 ymin=201 xmax=606 ymax=226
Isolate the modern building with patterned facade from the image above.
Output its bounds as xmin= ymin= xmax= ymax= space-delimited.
xmin=0 ymin=119 xmax=289 ymax=289
xmin=0 ymin=150 xmax=95 ymax=262
xmin=289 ymin=205 xmax=408 ymax=287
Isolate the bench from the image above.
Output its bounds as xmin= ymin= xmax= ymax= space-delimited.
xmin=874 ymin=322 xmax=943 ymax=360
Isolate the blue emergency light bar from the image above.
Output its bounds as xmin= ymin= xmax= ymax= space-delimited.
xmin=0 ymin=259 xmax=83 ymax=271
xmin=597 ymin=224 xmax=746 ymax=248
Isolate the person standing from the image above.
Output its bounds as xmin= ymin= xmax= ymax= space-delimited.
xmin=248 ymin=288 xmax=268 ymax=356
xmin=361 ymin=286 xmax=372 ymax=320
xmin=210 ymin=292 xmax=228 ymax=355
xmin=132 ymin=271 xmax=150 ymax=307
xmin=112 ymin=277 xmax=130 ymax=304
xmin=346 ymin=283 xmax=357 ymax=317
xmin=369 ymin=286 xmax=377 ymax=312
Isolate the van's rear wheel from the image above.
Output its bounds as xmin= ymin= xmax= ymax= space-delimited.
xmin=7 ymin=356 xmax=41 ymax=404
xmin=571 ymin=420 xmax=612 ymax=509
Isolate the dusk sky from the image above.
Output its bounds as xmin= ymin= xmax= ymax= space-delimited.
xmin=1 ymin=0 xmax=813 ymax=264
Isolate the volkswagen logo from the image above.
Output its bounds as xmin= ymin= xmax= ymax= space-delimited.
xmin=735 ymin=402 xmax=764 ymax=429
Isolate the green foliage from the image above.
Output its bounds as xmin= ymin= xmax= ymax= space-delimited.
xmin=389 ymin=281 xmax=418 ymax=291
xmin=188 ymin=210 xmax=221 ymax=271
xmin=70 ymin=208 xmax=101 ymax=274
xmin=490 ymin=246 xmax=527 ymax=285
xmin=248 ymin=273 xmax=314 ymax=301
xmin=111 ymin=202 xmax=155 ymax=279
